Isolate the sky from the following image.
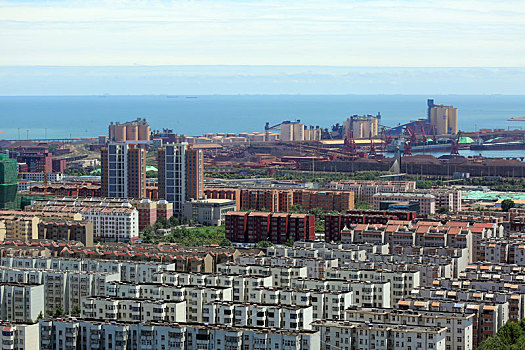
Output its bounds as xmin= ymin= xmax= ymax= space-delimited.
xmin=0 ymin=0 xmax=524 ymax=94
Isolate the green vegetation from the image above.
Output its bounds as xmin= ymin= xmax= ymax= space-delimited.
xmin=140 ymin=217 xmax=231 ymax=246
xmin=64 ymin=167 xmax=99 ymax=176
xmin=355 ymin=201 xmax=373 ymax=210
xmin=477 ymin=319 xmax=525 ymax=350
xmin=501 ymin=199 xmax=516 ymax=212
xmin=272 ymin=170 xmax=390 ymax=183
xmin=54 ymin=306 xmax=64 ymax=318
xmin=255 ymin=240 xmax=274 ymax=248
xmin=146 ymin=170 xmax=158 ymax=178
xmin=206 ymin=167 xmax=389 ymax=183
xmin=414 ymin=178 xmax=444 ymax=189
xmin=315 ymin=220 xmax=325 ymax=234
xmin=71 ymin=305 xmax=81 ymax=317
xmin=437 ymin=206 xmax=450 ymax=214
xmin=48 ymin=144 xmax=58 ymax=153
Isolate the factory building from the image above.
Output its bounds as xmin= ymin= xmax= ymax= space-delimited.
xmin=343 ymin=114 xmax=380 ymax=139
xmin=108 ymin=118 xmax=151 ymax=142
xmin=428 ymin=99 xmax=458 ymax=135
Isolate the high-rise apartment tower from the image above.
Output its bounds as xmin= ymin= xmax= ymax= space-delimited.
xmin=101 ymin=143 xmax=146 ymax=198
xmin=158 ymin=143 xmax=203 ymax=215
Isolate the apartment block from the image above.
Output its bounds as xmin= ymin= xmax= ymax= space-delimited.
xmin=185 ymin=145 xmax=204 ymax=201
xmin=329 ymin=180 xmax=417 ymax=202
xmin=182 ymin=198 xmax=236 ymax=226
xmin=205 ymin=187 xmax=354 ymax=212
xmin=101 ymin=143 xmax=147 ymax=199
xmin=345 ymin=307 xmax=474 ymax=350
xmin=0 ymin=283 xmax=44 ymax=323
xmin=225 ymin=211 xmax=314 ymax=244
xmin=399 ymin=297 xmax=507 ymax=347
xmin=325 ymin=211 xmax=417 ymax=242
xmin=158 ymin=143 xmax=204 ymax=215
xmin=37 ymin=218 xmax=94 ymax=247
xmin=26 ymin=204 xmax=139 ymax=243
xmin=313 ymin=320 xmax=447 ymax=350
xmin=0 ymin=323 xmax=40 ymax=350
xmin=40 ymin=319 xmax=320 ymax=350
xmin=81 ymin=297 xmax=187 ymax=323
xmin=0 ymin=212 xmax=39 ymax=241
xmin=373 ymin=192 xmax=436 ymax=214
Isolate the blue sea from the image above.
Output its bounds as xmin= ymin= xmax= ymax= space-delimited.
xmin=0 ymin=95 xmax=524 ymax=146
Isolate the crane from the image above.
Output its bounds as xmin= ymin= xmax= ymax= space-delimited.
xmin=403 ymin=140 xmax=412 ymax=156
xmin=450 ymin=131 xmax=462 ymax=156
xmin=420 ymin=126 xmax=428 ymax=144
xmin=343 ymin=130 xmax=358 ymax=157
xmin=381 ymin=126 xmax=392 ymax=151
xmin=369 ymin=131 xmax=377 ymax=157
xmin=405 ymin=126 xmax=418 ymax=144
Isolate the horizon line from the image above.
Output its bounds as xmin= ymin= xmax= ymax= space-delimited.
xmin=2 ymin=65 xmax=525 ymax=69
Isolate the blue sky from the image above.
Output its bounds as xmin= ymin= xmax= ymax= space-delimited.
xmin=1 ymin=0 xmax=524 ymax=66
xmin=0 ymin=0 xmax=524 ymax=94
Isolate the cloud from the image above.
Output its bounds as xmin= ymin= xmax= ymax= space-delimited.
xmin=0 ymin=0 xmax=524 ymax=66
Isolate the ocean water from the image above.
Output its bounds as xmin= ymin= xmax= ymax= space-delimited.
xmin=0 ymin=95 xmax=524 ymax=141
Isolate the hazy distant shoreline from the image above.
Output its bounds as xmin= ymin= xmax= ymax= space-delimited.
xmin=1 ymin=66 xmax=525 ymax=96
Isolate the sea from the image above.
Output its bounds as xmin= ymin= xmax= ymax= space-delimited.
xmin=1 ymin=94 xmax=524 ymax=157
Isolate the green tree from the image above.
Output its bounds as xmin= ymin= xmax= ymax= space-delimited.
xmin=48 ymin=143 xmax=58 ymax=153
xmin=169 ymin=216 xmax=180 ymax=227
xmin=219 ymin=238 xmax=233 ymax=246
xmin=71 ymin=305 xmax=81 ymax=317
xmin=308 ymin=207 xmax=326 ymax=220
xmin=54 ymin=306 xmax=64 ymax=318
xmin=437 ymin=206 xmax=450 ymax=214
xmin=501 ymin=199 xmax=516 ymax=212
xmin=315 ymin=220 xmax=325 ymax=234
xmin=154 ymin=217 xmax=169 ymax=229
xmin=355 ymin=201 xmax=373 ymax=210
xmin=285 ymin=236 xmax=294 ymax=247
xmin=36 ymin=311 xmax=44 ymax=320
xmin=146 ymin=170 xmax=158 ymax=178
xmin=289 ymin=204 xmax=304 ymax=213
xmin=255 ymin=240 xmax=273 ymax=248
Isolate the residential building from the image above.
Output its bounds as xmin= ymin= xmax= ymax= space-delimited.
xmin=225 ymin=211 xmax=315 ymax=244
xmin=27 ymin=204 xmax=138 ymax=243
xmin=185 ymin=145 xmax=204 ymax=201
xmin=373 ymin=192 xmax=436 ymax=214
xmin=101 ymin=143 xmax=147 ymax=199
xmin=313 ymin=320 xmax=447 ymax=350
xmin=37 ymin=217 xmax=94 ymax=247
xmin=182 ymin=198 xmax=236 ymax=226
xmin=158 ymin=143 xmax=204 ymax=215
xmin=0 ymin=323 xmax=39 ymax=350
xmin=0 ymin=153 xmax=18 ymax=210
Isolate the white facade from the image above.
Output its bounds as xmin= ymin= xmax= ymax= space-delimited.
xmin=182 ymin=198 xmax=236 ymax=226
xmin=80 ymin=206 xmax=139 ymax=242
xmin=20 ymin=172 xmax=63 ymax=182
